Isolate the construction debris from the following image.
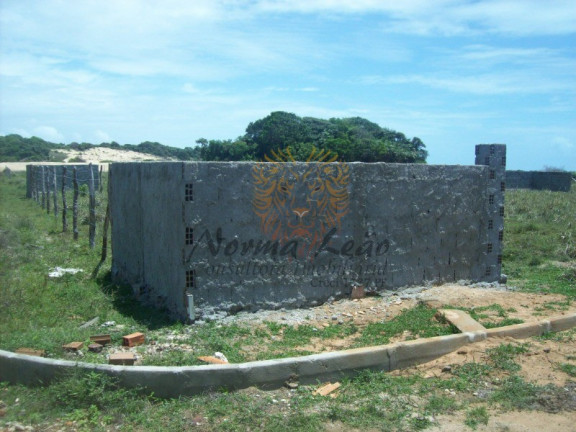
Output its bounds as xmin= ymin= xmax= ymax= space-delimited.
xmin=15 ymin=348 xmax=45 ymax=357
xmin=197 ymin=356 xmax=228 ymax=364
xmin=62 ymin=342 xmax=83 ymax=352
xmin=122 ymin=332 xmax=145 ymax=347
xmin=108 ymin=352 xmax=136 ymax=365
xmin=314 ymin=382 xmax=341 ymax=396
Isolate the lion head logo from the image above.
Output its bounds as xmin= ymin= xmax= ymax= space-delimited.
xmin=252 ymin=148 xmax=350 ymax=259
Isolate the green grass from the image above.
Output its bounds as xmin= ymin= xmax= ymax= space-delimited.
xmin=1 ymin=173 xmax=576 ymax=431
xmin=558 ymin=363 xmax=576 ymax=377
xmin=464 ymin=406 xmax=489 ymax=430
xmin=503 ymin=188 xmax=576 ymax=299
xmin=353 ymin=303 xmax=457 ymax=347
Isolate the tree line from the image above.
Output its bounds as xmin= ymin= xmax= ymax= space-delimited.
xmin=0 ymin=112 xmax=427 ymax=163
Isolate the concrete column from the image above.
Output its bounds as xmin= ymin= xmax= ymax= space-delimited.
xmin=475 ymin=144 xmax=506 ymax=281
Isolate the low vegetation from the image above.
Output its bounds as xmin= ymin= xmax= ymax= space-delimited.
xmin=0 ymin=170 xmax=575 ymax=430
xmin=1 ymin=111 xmax=427 ymax=163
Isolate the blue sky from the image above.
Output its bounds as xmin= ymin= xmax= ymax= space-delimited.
xmin=1 ymin=0 xmax=575 ymax=170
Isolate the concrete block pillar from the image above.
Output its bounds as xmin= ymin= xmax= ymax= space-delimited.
xmin=475 ymin=144 xmax=506 ymax=281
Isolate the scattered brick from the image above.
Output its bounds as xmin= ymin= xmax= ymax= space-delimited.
xmin=109 ymin=352 xmax=136 ymax=365
xmin=350 ymin=285 xmax=365 ymax=299
xmin=122 ymin=332 xmax=145 ymax=347
xmin=197 ymin=356 xmax=228 ymax=364
xmin=88 ymin=343 xmax=103 ymax=353
xmin=90 ymin=334 xmax=111 ymax=345
xmin=62 ymin=342 xmax=83 ymax=352
xmin=314 ymin=382 xmax=341 ymax=396
xmin=15 ymin=348 xmax=46 ymax=357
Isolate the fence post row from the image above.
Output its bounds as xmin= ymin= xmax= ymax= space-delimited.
xmin=24 ymin=165 xmax=109 ymax=260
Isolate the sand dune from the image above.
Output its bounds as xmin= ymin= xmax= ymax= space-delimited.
xmin=2 ymin=147 xmax=171 ymax=172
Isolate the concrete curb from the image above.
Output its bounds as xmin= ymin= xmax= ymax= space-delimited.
xmin=1 ymin=313 xmax=574 ymax=398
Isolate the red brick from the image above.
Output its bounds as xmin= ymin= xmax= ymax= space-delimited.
xmin=89 ymin=334 xmax=111 ymax=345
xmin=122 ymin=332 xmax=145 ymax=347
xmin=62 ymin=341 xmax=84 ymax=351
xmin=350 ymin=285 xmax=365 ymax=299
xmin=88 ymin=343 xmax=103 ymax=353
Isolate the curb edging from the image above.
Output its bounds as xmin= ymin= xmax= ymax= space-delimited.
xmin=1 ymin=313 xmax=574 ymax=398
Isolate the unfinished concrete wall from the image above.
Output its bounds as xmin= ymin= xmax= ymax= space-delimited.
xmin=110 ymin=145 xmax=506 ymax=320
xmin=26 ymin=164 xmax=100 ymax=198
xmin=506 ymin=170 xmax=572 ymax=192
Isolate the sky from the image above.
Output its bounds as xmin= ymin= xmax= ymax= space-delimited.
xmin=0 ymin=0 xmax=575 ymax=170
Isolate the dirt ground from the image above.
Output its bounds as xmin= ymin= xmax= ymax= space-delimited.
xmin=222 ymin=283 xmax=576 ymax=432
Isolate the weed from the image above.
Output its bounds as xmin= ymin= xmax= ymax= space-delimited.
xmin=486 ymin=343 xmax=529 ymax=373
xmin=559 ymin=363 xmax=576 ymax=377
xmin=483 ymin=318 xmax=524 ymax=328
xmin=353 ymin=304 xmax=455 ymax=347
xmin=464 ymin=406 xmax=489 ymax=429
xmin=450 ymin=362 xmax=493 ymax=392
xmin=452 ymin=304 xmax=525 ymax=328
xmin=47 ymin=370 xmax=147 ymax=410
xmin=490 ymin=375 xmax=543 ymax=410
xmin=425 ymin=394 xmax=460 ymax=414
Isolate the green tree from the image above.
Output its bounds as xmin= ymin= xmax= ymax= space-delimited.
xmin=245 ymin=111 xmax=310 ymax=159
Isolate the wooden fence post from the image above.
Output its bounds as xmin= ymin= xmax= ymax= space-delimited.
xmin=32 ymin=167 xmax=38 ymax=202
xmin=62 ymin=166 xmax=68 ymax=232
xmin=92 ymin=202 xmax=110 ymax=279
xmin=73 ymin=167 xmax=79 ymax=240
xmin=46 ymin=166 xmax=51 ymax=215
xmin=32 ymin=167 xmax=37 ymax=202
xmin=52 ymin=166 xmax=58 ymax=217
xmin=89 ymin=163 xmax=96 ymax=249
xmin=41 ymin=166 xmax=46 ymax=210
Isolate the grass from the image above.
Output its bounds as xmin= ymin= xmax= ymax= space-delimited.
xmin=503 ymin=188 xmax=576 ymax=299
xmin=353 ymin=303 xmax=457 ymax=347
xmin=1 ymin=171 xmax=575 ymax=431
xmin=464 ymin=406 xmax=489 ymax=430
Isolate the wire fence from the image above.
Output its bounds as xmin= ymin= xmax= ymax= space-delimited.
xmin=25 ymin=164 xmax=108 ymax=250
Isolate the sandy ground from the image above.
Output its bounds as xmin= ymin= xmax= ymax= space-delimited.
xmin=1 ymin=147 xmax=169 ymax=172
xmin=221 ymin=282 xmax=576 ymax=432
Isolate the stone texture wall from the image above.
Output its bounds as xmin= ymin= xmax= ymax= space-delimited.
xmin=506 ymin=170 xmax=572 ymax=192
xmin=109 ymin=145 xmax=505 ymax=320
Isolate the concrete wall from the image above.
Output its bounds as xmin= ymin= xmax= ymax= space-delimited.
xmin=110 ymin=145 xmax=506 ymax=320
xmin=26 ymin=164 xmax=100 ymax=198
xmin=506 ymin=170 xmax=572 ymax=192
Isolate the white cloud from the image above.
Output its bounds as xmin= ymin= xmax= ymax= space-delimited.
xmin=263 ymin=86 xmax=320 ymax=92
xmin=94 ymin=130 xmax=112 ymax=143
xmin=33 ymin=126 xmax=64 ymax=142
xmin=254 ymin=0 xmax=576 ymax=35
xmin=552 ymin=136 xmax=574 ymax=151
xmin=380 ymin=73 xmax=573 ymax=95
